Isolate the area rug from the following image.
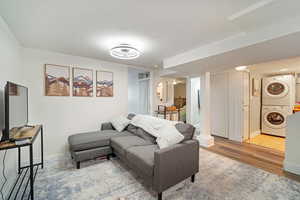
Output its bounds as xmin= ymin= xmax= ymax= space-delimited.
xmin=33 ymin=148 xmax=300 ymax=200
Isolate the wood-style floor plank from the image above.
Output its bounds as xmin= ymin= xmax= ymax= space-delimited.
xmin=205 ymin=136 xmax=300 ymax=183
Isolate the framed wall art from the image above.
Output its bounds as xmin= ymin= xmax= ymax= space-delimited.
xmin=44 ymin=64 xmax=70 ymax=96
xmin=96 ymin=71 xmax=113 ymax=97
xmin=72 ymin=68 xmax=93 ymax=97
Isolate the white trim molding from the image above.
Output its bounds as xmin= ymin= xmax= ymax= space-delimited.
xmin=197 ymin=72 xmax=214 ymax=147
xmin=284 ymin=161 xmax=300 ymax=175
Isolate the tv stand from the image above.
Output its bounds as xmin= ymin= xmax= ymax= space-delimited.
xmin=0 ymin=125 xmax=44 ymax=200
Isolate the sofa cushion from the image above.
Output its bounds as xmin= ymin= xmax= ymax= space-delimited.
xmin=175 ymin=123 xmax=195 ymax=141
xmin=136 ymin=128 xmax=156 ymax=144
xmin=126 ymin=145 xmax=159 ymax=177
xmin=110 ymin=135 xmax=153 ymax=156
xmin=126 ymin=124 xmax=138 ymax=135
xmin=126 ymin=124 xmax=156 ymax=144
xmin=68 ymin=130 xmax=132 ymax=152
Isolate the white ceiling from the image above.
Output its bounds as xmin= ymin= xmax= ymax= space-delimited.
xmin=248 ymin=56 xmax=300 ymax=75
xmin=169 ymin=31 xmax=300 ymax=77
xmin=1 ymin=0 xmax=300 ymax=69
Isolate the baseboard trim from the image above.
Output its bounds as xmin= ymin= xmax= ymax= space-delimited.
xmin=250 ymin=131 xmax=261 ymax=138
xmin=284 ymin=160 xmax=300 ymax=175
xmin=196 ymin=134 xmax=214 ymax=148
xmin=45 ymin=152 xmax=68 ymax=160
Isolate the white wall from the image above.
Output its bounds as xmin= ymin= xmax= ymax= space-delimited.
xmin=21 ymin=48 xmax=130 ymax=156
xmin=0 ymin=16 xmax=21 ymax=198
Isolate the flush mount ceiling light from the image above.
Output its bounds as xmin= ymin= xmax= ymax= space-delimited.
xmin=235 ymin=66 xmax=248 ymax=71
xmin=110 ymin=44 xmax=140 ymax=60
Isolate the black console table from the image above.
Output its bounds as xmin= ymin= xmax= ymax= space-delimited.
xmin=0 ymin=125 xmax=44 ymax=200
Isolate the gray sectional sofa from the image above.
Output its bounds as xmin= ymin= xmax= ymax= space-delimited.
xmin=68 ymin=114 xmax=199 ymax=200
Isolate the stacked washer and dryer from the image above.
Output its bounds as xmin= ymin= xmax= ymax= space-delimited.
xmin=261 ymin=75 xmax=295 ymax=137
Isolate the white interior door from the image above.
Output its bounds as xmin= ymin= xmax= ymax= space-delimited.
xmin=211 ymin=73 xmax=229 ymax=138
xmin=228 ymin=71 xmax=250 ymax=142
xmin=243 ymin=72 xmax=250 ymax=140
xmin=243 ymin=72 xmax=250 ymax=106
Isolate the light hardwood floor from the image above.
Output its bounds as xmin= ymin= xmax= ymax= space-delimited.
xmin=205 ymin=136 xmax=300 ymax=183
xmin=245 ymin=134 xmax=285 ymax=152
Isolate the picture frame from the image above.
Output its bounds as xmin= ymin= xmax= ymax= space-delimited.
xmin=44 ymin=64 xmax=70 ymax=96
xmin=96 ymin=71 xmax=113 ymax=97
xmin=72 ymin=67 xmax=93 ymax=97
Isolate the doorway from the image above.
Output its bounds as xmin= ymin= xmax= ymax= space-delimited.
xmin=155 ymin=77 xmax=186 ymax=122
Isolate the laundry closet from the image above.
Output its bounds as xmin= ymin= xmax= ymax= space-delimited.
xmin=211 ymin=56 xmax=300 ymax=153
xmin=246 ymin=73 xmax=298 ymax=152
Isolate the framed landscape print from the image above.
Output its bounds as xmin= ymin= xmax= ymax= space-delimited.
xmin=44 ymin=64 xmax=70 ymax=96
xmin=96 ymin=71 xmax=113 ymax=97
xmin=72 ymin=68 xmax=93 ymax=97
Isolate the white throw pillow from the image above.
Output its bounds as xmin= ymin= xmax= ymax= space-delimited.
xmin=110 ymin=116 xmax=130 ymax=132
xmin=155 ymin=123 xmax=184 ymax=149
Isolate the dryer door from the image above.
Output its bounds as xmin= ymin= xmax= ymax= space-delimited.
xmin=264 ymin=81 xmax=289 ymax=98
xmin=264 ymin=111 xmax=286 ymax=129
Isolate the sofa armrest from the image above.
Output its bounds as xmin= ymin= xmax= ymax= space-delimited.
xmin=153 ymin=140 xmax=199 ymax=193
xmin=101 ymin=122 xmax=115 ymax=131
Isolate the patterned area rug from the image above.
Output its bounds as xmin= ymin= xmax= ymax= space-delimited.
xmin=34 ymin=148 xmax=300 ymax=200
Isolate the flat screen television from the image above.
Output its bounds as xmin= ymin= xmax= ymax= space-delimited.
xmin=1 ymin=81 xmax=28 ymax=141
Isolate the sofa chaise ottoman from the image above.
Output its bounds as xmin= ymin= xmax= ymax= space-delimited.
xmin=68 ymin=114 xmax=199 ymax=200
xmin=68 ymin=130 xmax=130 ymax=169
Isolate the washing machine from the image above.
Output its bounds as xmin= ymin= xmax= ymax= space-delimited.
xmin=262 ymin=75 xmax=295 ymax=106
xmin=261 ymin=105 xmax=292 ymax=137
